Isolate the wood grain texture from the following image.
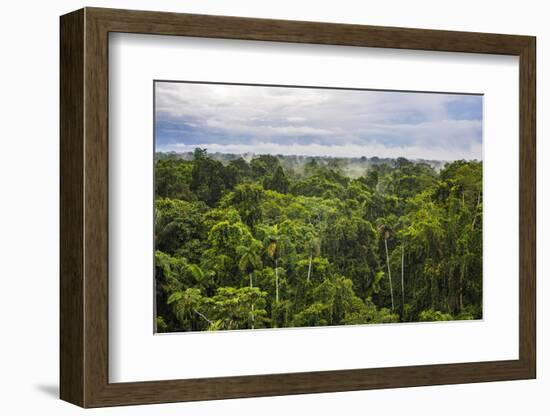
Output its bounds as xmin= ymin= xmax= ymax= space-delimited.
xmin=59 ymin=7 xmax=537 ymax=408
xmin=518 ymin=38 xmax=536 ymax=376
xmin=83 ymin=10 xmax=110 ymax=406
xmin=88 ymin=7 xmax=532 ymax=54
xmin=59 ymin=8 xmax=84 ymax=407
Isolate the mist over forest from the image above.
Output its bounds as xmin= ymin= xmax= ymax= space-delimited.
xmin=156 ymin=151 xmax=449 ymax=178
xmin=155 ymin=149 xmax=482 ymax=332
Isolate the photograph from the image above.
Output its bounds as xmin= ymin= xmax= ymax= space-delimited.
xmin=51 ymin=5 xmax=537 ymax=409
xmin=153 ymin=81 xmax=483 ymax=333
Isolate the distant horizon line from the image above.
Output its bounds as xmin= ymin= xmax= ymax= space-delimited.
xmin=155 ymin=150 xmax=481 ymax=163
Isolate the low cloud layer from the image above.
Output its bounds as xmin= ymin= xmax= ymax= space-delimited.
xmin=155 ymin=82 xmax=482 ymax=161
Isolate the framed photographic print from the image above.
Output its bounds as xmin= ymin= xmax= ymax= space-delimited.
xmin=60 ymin=7 xmax=536 ymax=408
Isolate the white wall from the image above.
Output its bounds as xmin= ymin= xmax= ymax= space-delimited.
xmin=0 ymin=0 xmax=546 ymax=414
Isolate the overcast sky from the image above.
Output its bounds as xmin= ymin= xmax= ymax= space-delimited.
xmin=155 ymin=82 xmax=482 ymax=161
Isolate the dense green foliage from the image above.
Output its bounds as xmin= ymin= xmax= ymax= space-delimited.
xmin=155 ymin=149 xmax=482 ymax=332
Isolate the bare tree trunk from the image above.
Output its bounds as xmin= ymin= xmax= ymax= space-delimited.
xmin=459 ymin=263 xmax=464 ymax=311
xmin=384 ymin=238 xmax=394 ymax=310
xmin=275 ymin=257 xmax=279 ymax=303
xmin=250 ymin=273 xmax=255 ymax=329
xmin=401 ymin=244 xmax=405 ymax=312
xmin=431 ymin=275 xmax=435 ymax=309
xmin=471 ymin=190 xmax=482 ymax=230
xmin=193 ymin=308 xmax=213 ymax=326
xmin=307 ymin=252 xmax=313 ymax=283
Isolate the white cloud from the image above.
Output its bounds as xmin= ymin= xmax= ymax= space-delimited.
xmin=155 ymin=82 xmax=482 ymax=160
xmin=158 ymin=141 xmax=482 ymax=161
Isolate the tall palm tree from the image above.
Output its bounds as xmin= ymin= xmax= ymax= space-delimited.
xmin=238 ymin=243 xmax=263 ymax=287
xmin=262 ymin=225 xmax=285 ymax=303
xmin=237 ymin=242 xmax=263 ymax=329
xmin=305 ymin=233 xmax=321 ymax=283
xmin=377 ymin=223 xmax=395 ymax=311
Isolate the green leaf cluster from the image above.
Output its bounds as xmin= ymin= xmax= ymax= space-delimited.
xmin=154 ymin=151 xmax=482 ymax=332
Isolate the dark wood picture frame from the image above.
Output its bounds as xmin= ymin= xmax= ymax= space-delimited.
xmin=60 ymin=7 xmax=536 ymax=408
